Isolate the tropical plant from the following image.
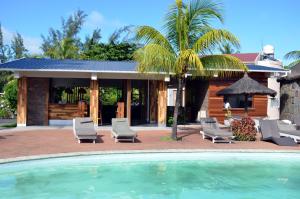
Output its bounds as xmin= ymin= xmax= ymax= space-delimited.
xmin=284 ymin=50 xmax=300 ymax=68
xmin=231 ymin=117 xmax=257 ymax=141
xmin=134 ymin=0 xmax=247 ymax=140
xmin=219 ymin=42 xmax=240 ymax=54
xmin=2 ymin=79 xmax=18 ymax=113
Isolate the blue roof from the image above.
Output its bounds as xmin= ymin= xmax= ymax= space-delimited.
xmin=246 ymin=64 xmax=287 ymax=72
xmin=0 ymin=58 xmax=288 ymax=73
xmin=0 ymin=58 xmax=137 ymax=72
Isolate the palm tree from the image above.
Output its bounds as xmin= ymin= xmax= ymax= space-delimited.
xmin=134 ymin=0 xmax=247 ymax=140
xmin=219 ymin=42 xmax=240 ymax=54
xmin=284 ymin=50 xmax=300 ymax=68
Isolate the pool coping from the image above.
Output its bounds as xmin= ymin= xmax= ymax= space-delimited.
xmin=1 ymin=149 xmax=300 ymax=164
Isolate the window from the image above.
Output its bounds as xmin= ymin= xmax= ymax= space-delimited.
xmin=224 ymin=95 xmax=253 ymax=109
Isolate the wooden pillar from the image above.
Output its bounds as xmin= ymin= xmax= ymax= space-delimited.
xmin=17 ymin=77 xmax=27 ymax=126
xmin=126 ymin=80 xmax=132 ymax=125
xmin=149 ymin=80 xmax=158 ymax=123
xmin=90 ymin=80 xmax=99 ymax=126
xmin=158 ymin=81 xmax=167 ymax=126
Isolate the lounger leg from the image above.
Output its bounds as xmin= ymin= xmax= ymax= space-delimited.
xmin=78 ymin=139 xmax=81 ymax=144
xmin=115 ymin=138 xmax=118 ymax=143
xmin=93 ymin=140 xmax=96 ymax=144
xmin=212 ymin=137 xmax=215 ymax=143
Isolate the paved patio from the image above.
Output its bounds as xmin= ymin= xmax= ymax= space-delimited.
xmin=0 ymin=126 xmax=299 ymax=159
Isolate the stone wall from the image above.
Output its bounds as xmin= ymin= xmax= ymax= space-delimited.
xmin=280 ymin=80 xmax=300 ymax=121
xmin=27 ymin=78 xmax=49 ymax=126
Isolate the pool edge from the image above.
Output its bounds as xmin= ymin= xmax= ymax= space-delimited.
xmin=1 ymin=149 xmax=300 ymax=164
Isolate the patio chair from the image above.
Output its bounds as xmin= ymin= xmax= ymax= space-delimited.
xmin=259 ymin=120 xmax=297 ymax=146
xmin=73 ymin=118 xmax=97 ymax=144
xmin=277 ymin=121 xmax=300 ymax=143
xmin=200 ymin=118 xmax=234 ymax=143
xmin=111 ymin=118 xmax=137 ymax=143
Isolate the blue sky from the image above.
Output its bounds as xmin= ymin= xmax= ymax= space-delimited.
xmin=0 ymin=0 xmax=299 ymax=64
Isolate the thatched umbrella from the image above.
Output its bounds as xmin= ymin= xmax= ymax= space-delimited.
xmin=217 ymin=73 xmax=276 ymax=114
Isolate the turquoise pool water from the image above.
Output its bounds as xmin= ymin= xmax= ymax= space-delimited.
xmin=0 ymin=152 xmax=300 ymax=198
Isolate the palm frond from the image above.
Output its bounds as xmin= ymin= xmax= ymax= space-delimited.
xmin=176 ymin=49 xmax=204 ymax=74
xmin=285 ymin=59 xmax=300 ymax=69
xmin=187 ymin=0 xmax=224 ymax=33
xmin=135 ymin=26 xmax=174 ymax=53
xmin=284 ymin=50 xmax=300 ymax=60
xmin=193 ymin=29 xmax=240 ymax=54
xmin=134 ymin=44 xmax=176 ymax=73
xmin=200 ymin=54 xmax=247 ymax=77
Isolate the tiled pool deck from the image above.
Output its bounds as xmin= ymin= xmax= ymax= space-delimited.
xmin=0 ymin=126 xmax=299 ymax=159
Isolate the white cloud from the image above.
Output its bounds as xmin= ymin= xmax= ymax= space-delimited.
xmin=2 ymin=26 xmax=42 ymax=55
xmin=86 ymin=11 xmax=125 ymax=29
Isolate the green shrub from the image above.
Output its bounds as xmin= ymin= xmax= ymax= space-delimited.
xmin=231 ymin=117 xmax=257 ymax=141
xmin=3 ymin=79 xmax=18 ymax=113
xmin=167 ymin=116 xmax=174 ymax=127
xmin=0 ymin=108 xmax=10 ymax=118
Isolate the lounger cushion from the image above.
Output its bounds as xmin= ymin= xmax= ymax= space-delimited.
xmin=281 ymin=130 xmax=300 ymax=137
xmin=260 ymin=120 xmax=280 ymax=139
xmin=201 ymin=118 xmax=233 ymax=138
xmin=112 ymin=118 xmax=137 ymax=138
xmin=277 ymin=121 xmax=300 ymax=137
xmin=272 ymin=137 xmax=297 ymax=146
xmin=74 ymin=118 xmax=97 ymax=136
xmin=260 ymin=120 xmax=297 ymax=146
xmin=203 ymin=128 xmax=233 ymax=137
xmin=76 ymin=127 xmax=97 ymax=136
xmin=277 ymin=121 xmax=297 ymax=131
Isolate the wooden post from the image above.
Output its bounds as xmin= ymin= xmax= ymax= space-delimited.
xmin=17 ymin=77 xmax=27 ymax=126
xmin=126 ymin=80 xmax=132 ymax=125
xmin=90 ymin=80 xmax=99 ymax=126
xmin=149 ymin=80 xmax=158 ymax=123
xmin=158 ymin=81 xmax=167 ymax=126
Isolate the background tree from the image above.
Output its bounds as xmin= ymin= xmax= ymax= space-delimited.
xmin=108 ymin=25 xmax=135 ymax=44
xmin=11 ymin=32 xmax=28 ymax=59
xmin=0 ymin=23 xmax=13 ymax=92
xmin=81 ymin=26 xmax=137 ymax=61
xmin=2 ymin=79 xmax=18 ymax=112
xmin=284 ymin=50 xmax=300 ymax=68
xmin=41 ymin=10 xmax=87 ymax=59
xmin=219 ymin=42 xmax=240 ymax=54
xmin=0 ymin=23 xmax=9 ymax=63
xmin=134 ymin=0 xmax=247 ymax=140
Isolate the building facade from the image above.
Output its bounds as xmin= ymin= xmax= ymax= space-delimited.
xmin=0 ymin=52 xmax=286 ymax=127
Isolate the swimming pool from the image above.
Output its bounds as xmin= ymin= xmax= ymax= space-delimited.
xmin=0 ymin=152 xmax=300 ymax=198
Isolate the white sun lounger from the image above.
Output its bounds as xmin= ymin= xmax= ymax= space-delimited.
xmin=200 ymin=118 xmax=234 ymax=143
xmin=73 ymin=118 xmax=97 ymax=144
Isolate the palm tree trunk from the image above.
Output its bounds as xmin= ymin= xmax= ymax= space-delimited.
xmin=171 ymin=77 xmax=184 ymax=140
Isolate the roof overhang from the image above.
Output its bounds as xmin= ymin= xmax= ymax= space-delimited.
xmin=14 ymin=70 xmax=168 ymax=80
